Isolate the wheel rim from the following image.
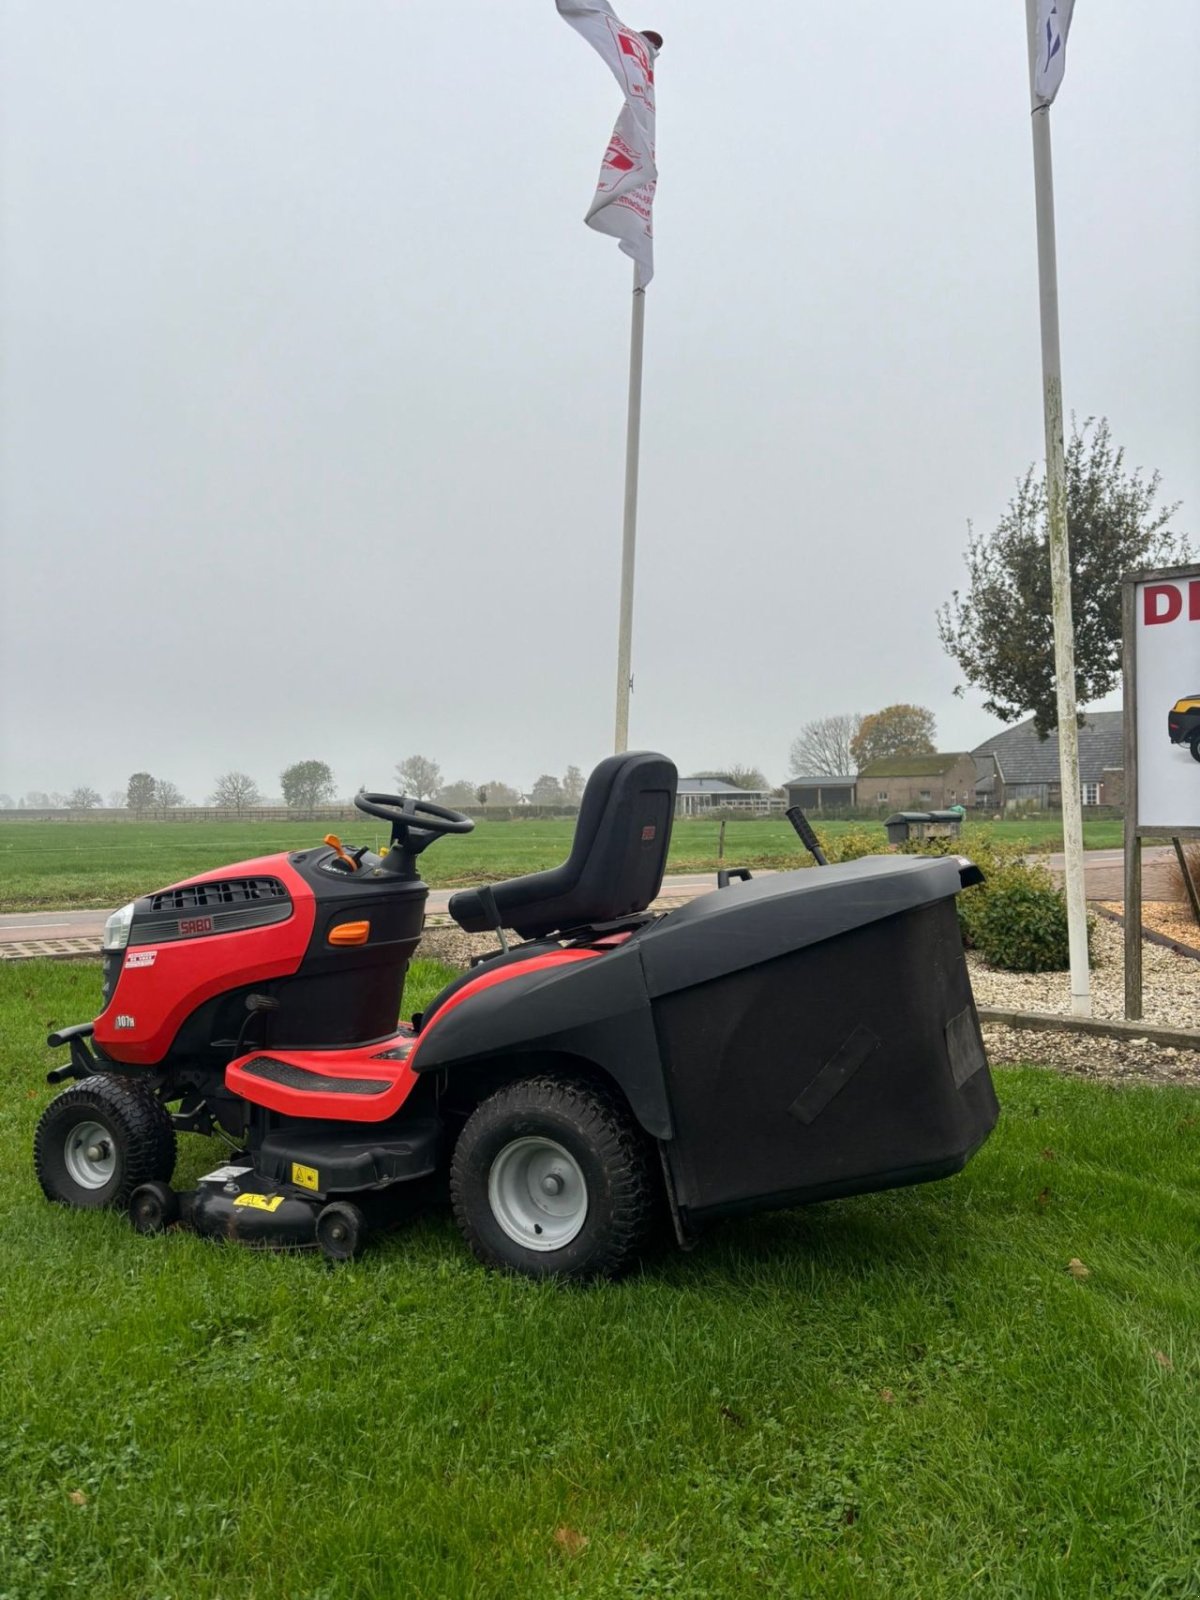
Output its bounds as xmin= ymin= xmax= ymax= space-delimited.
xmin=487 ymin=1136 xmax=588 ymax=1252
xmin=63 ymin=1120 xmax=117 ymax=1190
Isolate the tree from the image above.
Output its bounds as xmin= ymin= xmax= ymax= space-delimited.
xmin=210 ymin=771 xmax=261 ymax=812
xmin=788 ymin=713 xmax=862 ymax=777
xmin=106 ymin=789 xmax=127 ymax=808
xmin=0 ymin=794 xmax=13 ymax=809
xmin=477 ymin=780 xmax=522 ymax=806
xmin=126 ymin=772 xmax=157 ymax=812
xmin=531 ymin=773 xmax=565 ymax=805
xmin=695 ymin=767 xmax=769 ymax=790
xmin=723 ymin=765 xmax=768 ymax=790
xmin=437 ymin=779 xmax=479 ymax=808
xmin=280 ymin=760 xmax=336 ymax=811
xmin=22 ymin=792 xmax=51 ymax=808
xmin=562 ymin=765 xmax=585 ymax=805
xmin=938 ymin=417 xmax=1189 ymax=736
xmin=68 ymin=786 xmax=102 ymax=809
xmin=155 ymin=779 xmax=185 ymax=808
xmin=850 ymin=705 xmax=937 ymax=769
xmin=395 ymin=754 xmax=442 ymax=800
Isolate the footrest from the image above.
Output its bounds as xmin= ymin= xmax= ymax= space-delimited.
xmin=237 ymin=1056 xmax=392 ymax=1097
xmin=225 ymin=1040 xmax=419 ymax=1122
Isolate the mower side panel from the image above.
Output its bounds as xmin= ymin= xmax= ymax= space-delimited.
xmin=411 ymin=947 xmax=674 ymax=1140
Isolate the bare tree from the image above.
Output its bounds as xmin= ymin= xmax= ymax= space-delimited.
xmin=562 ymin=765 xmax=585 ymax=805
xmin=788 ymin=714 xmax=862 ymax=778
xmin=395 ymin=754 xmax=442 ymax=800
xmin=0 ymin=794 xmax=13 ymax=809
xmin=106 ymin=789 xmax=126 ymax=808
xmin=68 ymin=786 xmax=102 ymax=809
xmin=155 ymin=779 xmax=186 ymax=808
xmin=210 ymin=771 xmax=261 ymax=812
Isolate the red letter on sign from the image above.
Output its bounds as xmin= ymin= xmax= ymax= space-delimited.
xmin=1145 ymin=584 xmax=1182 ymax=625
xmin=1190 ymin=580 xmax=1200 ymax=621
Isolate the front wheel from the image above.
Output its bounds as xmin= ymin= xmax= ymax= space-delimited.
xmin=35 ymin=1075 xmax=176 ymax=1210
xmin=1189 ymin=730 xmax=1200 ymax=763
xmin=450 ymin=1076 xmax=656 ymax=1280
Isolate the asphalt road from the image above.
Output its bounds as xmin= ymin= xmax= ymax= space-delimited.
xmin=0 ymin=873 xmax=722 ymax=948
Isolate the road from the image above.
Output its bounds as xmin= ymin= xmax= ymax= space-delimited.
xmin=0 ymin=852 xmax=1183 ymax=958
xmin=0 ymin=873 xmax=722 ymax=955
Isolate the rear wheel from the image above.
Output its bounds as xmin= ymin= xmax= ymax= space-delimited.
xmin=450 ymin=1076 xmax=656 ymax=1280
xmin=1189 ymin=730 xmax=1200 ymax=763
xmin=35 ymin=1075 xmax=176 ymax=1211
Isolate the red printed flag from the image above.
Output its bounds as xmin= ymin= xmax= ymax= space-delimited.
xmin=556 ymin=0 xmax=658 ymax=287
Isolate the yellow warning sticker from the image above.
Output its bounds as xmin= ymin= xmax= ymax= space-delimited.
xmin=291 ymin=1162 xmax=319 ymax=1191
xmin=233 ymin=1192 xmax=285 ymax=1212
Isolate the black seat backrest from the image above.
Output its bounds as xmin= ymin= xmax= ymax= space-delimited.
xmin=448 ymin=752 xmax=677 ymax=939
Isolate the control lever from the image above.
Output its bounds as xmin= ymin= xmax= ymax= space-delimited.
xmin=785 ymin=805 xmax=828 ymax=867
xmin=473 ymin=884 xmax=510 ymax=955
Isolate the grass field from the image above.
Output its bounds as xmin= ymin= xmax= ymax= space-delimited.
xmin=2 ymin=959 xmax=1198 ymax=1598
xmin=0 ymin=815 xmax=1125 ymax=913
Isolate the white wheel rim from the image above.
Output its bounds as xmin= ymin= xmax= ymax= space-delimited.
xmin=487 ymin=1136 xmax=588 ymax=1252
xmin=64 ymin=1120 xmax=117 ymax=1190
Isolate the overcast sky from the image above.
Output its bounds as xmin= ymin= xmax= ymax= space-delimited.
xmin=2 ymin=0 xmax=1197 ymax=802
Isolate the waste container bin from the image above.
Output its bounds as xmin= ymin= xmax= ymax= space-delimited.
xmin=884 ymin=811 xmax=963 ymax=845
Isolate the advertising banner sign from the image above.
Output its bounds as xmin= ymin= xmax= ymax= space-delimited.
xmin=1130 ymin=568 xmax=1200 ymax=831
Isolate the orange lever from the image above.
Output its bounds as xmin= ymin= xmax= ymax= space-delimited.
xmin=328 ymin=920 xmax=370 ymax=947
xmin=324 ymin=834 xmax=358 ymax=871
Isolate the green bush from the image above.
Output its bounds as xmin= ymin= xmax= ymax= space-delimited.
xmin=818 ymin=828 xmax=881 ymax=864
xmin=902 ymin=827 xmax=1090 ymax=973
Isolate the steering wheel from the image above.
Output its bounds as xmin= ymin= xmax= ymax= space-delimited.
xmin=354 ymin=790 xmax=475 ymax=857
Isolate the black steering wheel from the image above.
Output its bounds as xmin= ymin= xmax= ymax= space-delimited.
xmin=354 ymin=790 xmax=475 ymax=857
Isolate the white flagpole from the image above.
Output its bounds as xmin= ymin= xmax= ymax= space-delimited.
xmin=614 ymin=265 xmax=645 ymax=754
xmin=1024 ymin=0 xmax=1090 ymax=1015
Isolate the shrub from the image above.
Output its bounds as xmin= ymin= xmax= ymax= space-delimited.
xmin=819 ymin=829 xmax=881 ymax=865
xmin=903 ymin=827 xmax=1090 ymax=972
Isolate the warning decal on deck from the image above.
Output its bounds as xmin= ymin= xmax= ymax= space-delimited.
xmin=291 ymin=1163 xmax=319 ymax=1191
xmin=233 ymin=1192 xmax=285 ymax=1212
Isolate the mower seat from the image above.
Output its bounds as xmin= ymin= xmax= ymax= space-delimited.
xmin=449 ymin=752 xmax=677 ymax=939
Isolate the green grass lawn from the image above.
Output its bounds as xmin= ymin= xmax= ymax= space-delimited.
xmin=2 ymin=960 xmax=1198 ymax=1598
xmin=0 ymin=815 xmax=1124 ymax=912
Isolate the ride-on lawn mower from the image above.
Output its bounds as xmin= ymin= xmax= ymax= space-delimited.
xmin=35 ymin=753 xmax=998 ymax=1278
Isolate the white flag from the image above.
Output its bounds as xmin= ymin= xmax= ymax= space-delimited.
xmin=556 ymin=0 xmax=658 ymax=287
xmin=1034 ymin=0 xmax=1076 ymax=106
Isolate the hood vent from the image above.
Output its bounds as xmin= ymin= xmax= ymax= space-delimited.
xmin=149 ymin=878 xmax=288 ymax=914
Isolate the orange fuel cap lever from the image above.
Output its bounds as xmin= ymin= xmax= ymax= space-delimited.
xmin=328 ymin=921 xmax=370 ymax=947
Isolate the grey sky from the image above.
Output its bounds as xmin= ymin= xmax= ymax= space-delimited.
xmin=2 ymin=0 xmax=1197 ymax=801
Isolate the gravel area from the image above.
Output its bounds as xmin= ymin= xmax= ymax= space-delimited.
xmin=971 ymin=916 xmax=1200 ymax=1086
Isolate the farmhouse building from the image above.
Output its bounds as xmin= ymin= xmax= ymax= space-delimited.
xmin=675 ymin=776 xmax=777 ymax=817
xmin=855 ymin=753 xmax=977 ymax=811
xmin=972 ymin=711 xmax=1123 ymax=810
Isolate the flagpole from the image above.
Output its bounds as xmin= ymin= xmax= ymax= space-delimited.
xmin=614 ymin=263 xmax=645 ymax=754
xmin=1024 ymin=0 xmax=1090 ymax=1015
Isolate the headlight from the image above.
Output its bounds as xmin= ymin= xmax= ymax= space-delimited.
xmin=102 ymin=902 xmax=136 ymax=951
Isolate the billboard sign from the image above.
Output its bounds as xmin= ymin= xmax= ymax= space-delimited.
xmin=1128 ymin=565 xmax=1200 ymax=831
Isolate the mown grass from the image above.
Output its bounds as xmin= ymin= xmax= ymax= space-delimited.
xmin=2 ymin=960 xmax=1198 ymax=1598
xmin=0 ymin=815 xmax=1123 ymax=912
